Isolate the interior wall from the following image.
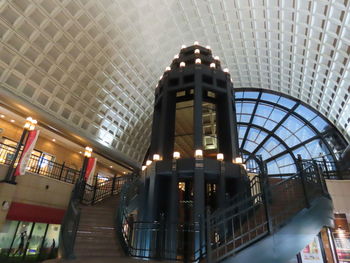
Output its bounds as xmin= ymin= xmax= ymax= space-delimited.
xmin=326 ymin=179 xmax=350 ymax=213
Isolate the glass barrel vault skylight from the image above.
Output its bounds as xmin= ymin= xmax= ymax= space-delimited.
xmin=235 ymin=89 xmax=348 ymax=175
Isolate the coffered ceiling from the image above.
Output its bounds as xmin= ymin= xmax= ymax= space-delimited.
xmin=0 ymin=0 xmax=349 ymax=167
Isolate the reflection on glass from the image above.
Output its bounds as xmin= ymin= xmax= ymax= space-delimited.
xmin=0 ymin=220 xmax=60 ymax=262
xmin=40 ymin=224 xmax=60 ymax=260
xmin=26 ymin=223 xmax=46 ymax=259
xmin=11 ymin=221 xmax=32 ymax=258
xmin=175 ymin=100 xmax=194 ymax=158
xmin=0 ymin=221 xmax=19 ymax=260
xmin=202 ymin=102 xmax=217 ymax=156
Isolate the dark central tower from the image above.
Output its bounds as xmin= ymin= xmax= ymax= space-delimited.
xmin=135 ymin=43 xmax=249 ymax=261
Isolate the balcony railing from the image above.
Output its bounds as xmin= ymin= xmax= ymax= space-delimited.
xmin=0 ymin=142 xmax=80 ymax=184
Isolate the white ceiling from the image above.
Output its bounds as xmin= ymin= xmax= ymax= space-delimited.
xmin=0 ymin=0 xmax=349 ymax=167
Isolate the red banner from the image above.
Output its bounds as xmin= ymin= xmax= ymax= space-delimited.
xmin=14 ymin=130 xmax=40 ymax=176
xmin=85 ymin=157 xmax=97 ymax=184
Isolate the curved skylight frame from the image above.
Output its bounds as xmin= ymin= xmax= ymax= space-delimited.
xmin=235 ymin=88 xmax=348 ymax=175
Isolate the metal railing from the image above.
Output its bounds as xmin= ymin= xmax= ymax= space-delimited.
xmin=60 ymin=173 xmax=133 ymax=259
xmin=82 ymin=175 xmax=131 ymax=205
xmin=0 ymin=142 xmax=80 ymax=183
xmin=206 ymin=163 xmax=329 ymax=262
xmin=59 ymin=177 xmax=85 ymax=259
xmin=117 ymin=179 xmax=205 ymax=262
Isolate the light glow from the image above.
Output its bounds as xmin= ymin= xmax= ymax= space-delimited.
xmin=173 ymin=151 xmax=180 ymax=159
xmin=210 ymin=63 xmax=216 ymax=68
xmin=217 ymin=153 xmax=224 ymax=161
xmin=180 ymin=62 xmax=186 ymax=67
xmin=146 ymin=160 xmax=152 ymax=166
xmin=195 ymin=149 xmax=203 ymax=158
xmin=235 ymin=157 xmax=243 ymax=164
xmin=153 ymin=154 xmax=160 ymax=161
xmin=195 ymin=58 xmax=201 ymax=64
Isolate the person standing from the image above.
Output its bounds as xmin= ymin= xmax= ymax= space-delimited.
xmin=13 ymin=231 xmax=27 ymax=256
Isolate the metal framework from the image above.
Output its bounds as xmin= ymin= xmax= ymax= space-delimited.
xmin=235 ymin=88 xmax=348 ymax=175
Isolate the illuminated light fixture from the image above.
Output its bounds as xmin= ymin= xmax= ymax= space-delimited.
xmin=142 ymin=165 xmax=147 ymax=171
xmin=52 ymin=139 xmax=56 ymax=142
xmin=84 ymin=146 xmax=93 ymax=158
xmin=180 ymin=62 xmax=186 ymax=67
xmin=24 ymin=117 xmax=37 ymax=130
xmin=195 ymin=58 xmax=201 ymax=64
xmin=223 ymin=68 xmax=229 ymax=73
xmin=195 ymin=149 xmax=203 ymax=158
xmin=0 ymin=114 xmax=4 ymax=118
xmin=217 ymin=153 xmax=224 ymax=161
xmin=181 ymin=44 xmax=186 ymax=49
xmin=10 ymin=119 xmax=15 ymax=123
xmin=165 ymin=66 xmax=171 ymax=71
xmin=194 ymin=41 xmax=199 ymax=45
xmin=153 ymin=154 xmax=160 ymax=161
xmin=235 ymin=157 xmax=243 ymax=164
xmin=206 ymin=45 xmax=211 ymax=49
xmin=146 ymin=160 xmax=152 ymax=166
xmin=210 ymin=63 xmax=216 ymax=68
xmin=194 ymin=49 xmax=200 ymax=54
xmin=174 ymin=54 xmax=179 ymax=59
xmin=214 ymin=56 xmax=220 ymax=60
xmin=173 ymin=151 xmax=181 ymax=159
xmin=159 ymin=75 xmax=163 ymax=80
xmin=109 ymin=166 xmax=113 ymax=168
xmin=79 ymin=151 xmax=82 ymax=154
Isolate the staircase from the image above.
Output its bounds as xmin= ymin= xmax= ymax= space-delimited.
xmin=116 ymin=162 xmax=334 ymax=263
xmin=74 ymin=197 xmax=124 ymax=258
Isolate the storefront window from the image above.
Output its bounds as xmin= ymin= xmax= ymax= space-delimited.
xmin=39 ymin=224 xmax=60 ymax=260
xmin=0 ymin=221 xmax=19 ymax=260
xmin=0 ymin=220 xmax=60 ymax=262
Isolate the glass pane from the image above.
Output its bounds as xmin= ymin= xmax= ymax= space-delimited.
xmin=277 ymin=97 xmax=296 ymax=108
xmin=255 ymin=103 xmax=273 ymax=117
xmin=25 ymin=223 xmax=46 ymax=260
xmin=282 ymin=116 xmax=304 ymax=133
xmin=9 ymin=221 xmax=33 ymax=259
xmin=238 ymin=125 xmax=248 ymax=139
xmin=203 ymin=102 xmax=217 ymax=155
xmin=0 ymin=221 xmax=19 ymax=260
xmin=261 ymin=93 xmax=280 ymax=103
xmin=243 ymin=91 xmax=259 ymax=99
xmin=295 ymin=105 xmax=317 ymax=121
xmin=39 ymin=224 xmax=60 ymax=261
xmin=175 ymin=100 xmax=194 ymax=158
xmin=293 ymin=146 xmax=312 ymax=160
xmin=311 ymin=116 xmax=330 ymax=132
xmin=241 ymin=102 xmax=255 ymax=114
xmin=304 ymin=139 xmax=331 ymax=159
xmin=234 ymin=91 xmax=244 ymax=99
xmin=295 ymin=126 xmax=316 ymax=141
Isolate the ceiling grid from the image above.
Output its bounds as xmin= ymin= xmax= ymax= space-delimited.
xmin=0 ymin=0 xmax=349 ymax=167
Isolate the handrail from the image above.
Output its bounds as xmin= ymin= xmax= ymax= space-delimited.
xmin=0 ymin=142 xmax=80 ymax=183
xmin=82 ymin=175 xmax=131 ymax=205
xmin=60 ymin=173 xmax=133 ymax=259
xmin=206 ymin=163 xmax=329 ymax=262
xmin=116 ymin=162 xmax=332 ymax=263
xmin=59 ymin=177 xmax=85 ymax=259
xmin=116 ymin=178 xmax=205 ymax=262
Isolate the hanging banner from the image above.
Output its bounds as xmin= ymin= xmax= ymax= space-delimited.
xmin=14 ymin=130 xmax=40 ymax=176
xmin=85 ymin=157 xmax=97 ymax=185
